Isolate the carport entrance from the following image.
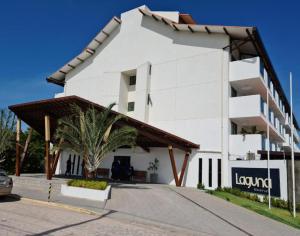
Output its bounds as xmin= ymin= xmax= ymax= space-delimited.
xmin=9 ymin=95 xmax=200 ymax=186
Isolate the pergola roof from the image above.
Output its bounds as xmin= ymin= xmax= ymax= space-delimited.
xmin=9 ymin=96 xmax=199 ymax=152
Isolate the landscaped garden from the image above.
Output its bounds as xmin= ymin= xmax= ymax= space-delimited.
xmin=67 ymin=179 xmax=108 ymax=190
xmin=206 ymin=188 xmax=300 ymax=229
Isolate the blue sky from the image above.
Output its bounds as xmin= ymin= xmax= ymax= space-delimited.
xmin=0 ymin=0 xmax=299 ymax=120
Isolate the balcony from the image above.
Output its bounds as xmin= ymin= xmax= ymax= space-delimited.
xmin=230 ymin=95 xmax=285 ymax=142
xmin=230 ymin=57 xmax=285 ymax=121
xmin=230 ymin=134 xmax=266 ymax=158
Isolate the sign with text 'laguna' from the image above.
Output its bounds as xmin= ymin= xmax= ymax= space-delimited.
xmin=232 ymin=167 xmax=280 ymax=197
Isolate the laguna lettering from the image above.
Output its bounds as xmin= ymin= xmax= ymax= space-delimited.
xmin=235 ymin=173 xmax=272 ymax=189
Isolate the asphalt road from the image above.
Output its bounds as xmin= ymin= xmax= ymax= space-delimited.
xmin=0 ymin=196 xmax=196 ymax=236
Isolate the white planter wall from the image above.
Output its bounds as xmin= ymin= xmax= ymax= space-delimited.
xmin=61 ymin=184 xmax=111 ymax=201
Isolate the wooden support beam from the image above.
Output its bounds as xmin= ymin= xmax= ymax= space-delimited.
xmin=188 ymin=25 xmax=194 ymax=33
xmin=102 ymin=30 xmax=109 ymax=37
xmin=178 ymin=152 xmax=189 ymax=186
xmin=172 ymin=24 xmax=179 ymax=31
xmin=161 ymin=17 xmax=169 ymax=25
xmin=50 ymin=138 xmax=63 ymax=178
xmin=205 ymin=26 xmax=211 ymax=34
xmin=20 ymin=127 xmax=33 ymax=167
xmin=15 ymin=118 xmax=21 ymax=177
xmin=45 ymin=115 xmax=51 ymax=180
xmin=168 ymin=145 xmax=179 ymax=186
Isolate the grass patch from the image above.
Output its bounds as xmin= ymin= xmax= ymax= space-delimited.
xmin=211 ymin=190 xmax=300 ymax=229
xmin=67 ymin=179 xmax=108 ymax=190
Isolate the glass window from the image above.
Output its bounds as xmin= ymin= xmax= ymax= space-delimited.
xmin=260 ymin=60 xmax=264 ymax=77
xmin=127 ymin=102 xmax=135 ymax=112
xmin=231 ymin=122 xmax=238 ymax=135
xmin=231 ymin=86 xmax=237 ymax=97
xmin=129 ymin=76 xmax=136 ymax=86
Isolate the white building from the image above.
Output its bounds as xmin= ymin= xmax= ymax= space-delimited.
xmin=10 ymin=6 xmax=300 ymax=198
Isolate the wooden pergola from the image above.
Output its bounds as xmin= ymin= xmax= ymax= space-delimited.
xmin=9 ymin=96 xmax=200 ymax=186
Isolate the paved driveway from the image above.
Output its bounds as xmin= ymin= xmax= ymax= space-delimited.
xmin=11 ymin=176 xmax=299 ymax=235
xmin=105 ymin=183 xmax=299 ymax=236
xmin=0 ymin=197 xmax=192 ymax=236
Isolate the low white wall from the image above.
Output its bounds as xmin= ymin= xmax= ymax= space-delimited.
xmin=229 ymin=160 xmax=288 ymax=200
xmin=230 ymin=134 xmax=263 ymax=157
xmin=229 ymin=57 xmax=261 ymax=82
xmin=229 ymin=95 xmax=261 ymax=118
xmin=61 ymin=184 xmax=111 ymax=201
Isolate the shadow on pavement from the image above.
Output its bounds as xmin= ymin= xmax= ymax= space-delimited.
xmin=28 ymin=210 xmax=117 ymax=236
xmin=111 ymin=183 xmax=150 ymax=190
xmin=0 ymin=194 xmax=21 ymax=203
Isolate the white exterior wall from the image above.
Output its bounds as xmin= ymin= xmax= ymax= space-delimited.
xmin=64 ymin=8 xmax=229 ymax=147
xmin=229 ymin=160 xmax=288 ymax=200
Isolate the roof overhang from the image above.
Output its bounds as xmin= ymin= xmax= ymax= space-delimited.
xmin=46 ymin=17 xmax=121 ymax=86
xmin=9 ymin=96 xmax=199 ymax=153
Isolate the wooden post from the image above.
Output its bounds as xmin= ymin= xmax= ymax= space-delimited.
xmin=45 ymin=115 xmax=51 ymax=180
xmin=50 ymin=138 xmax=63 ymax=178
xmin=20 ymin=127 xmax=33 ymax=167
xmin=168 ymin=145 xmax=179 ymax=186
xmin=15 ymin=118 xmax=21 ymax=176
xmin=178 ymin=152 xmax=189 ymax=186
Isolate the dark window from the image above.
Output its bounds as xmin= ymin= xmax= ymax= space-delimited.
xmin=76 ymin=155 xmax=81 ymax=175
xmin=128 ymin=102 xmax=135 ymax=112
xmin=208 ymin=159 xmax=212 ymax=187
xmin=260 ymin=60 xmax=264 ymax=77
xmin=72 ymin=155 xmax=76 ymax=175
xmin=149 ymin=65 xmax=152 ymax=75
xmin=217 ymin=159 xmax=221 ymax=188
xmin=231 ymin=122 xmax=238 ymax=135
xmin=198 ymin=158 xmax=202 ymax=184
xmin=231 ymin=86 xmax=237 ymax=97
xmin=129 ymin=76 xmax=136 ymax=86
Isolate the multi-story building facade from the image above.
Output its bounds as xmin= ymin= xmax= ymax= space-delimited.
xmin=17 ymin=6 xmax=300 ymax=197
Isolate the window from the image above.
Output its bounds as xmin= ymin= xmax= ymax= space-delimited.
xmin=231 ymin=86 xmax=237 ymax=97
xmin=127 ymin=102 xmax=135 ymax=112
xmin=217 ymin=159 xmax=221 ymax=188
xmin=259 ymin=60 xmax=264 ymax=77
xmin=129 ymin=76 xmax=136 ymax=86
xmin=208 ymin=159 xmax=212 ymax=187
xmin=198 ymin=158 xmax=202 ymax=184
xmin=231 ymin=122 xmax=238 ymax=135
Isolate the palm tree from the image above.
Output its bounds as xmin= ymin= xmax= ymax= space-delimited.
xmin=0 ymin=109 xmax=16 ymax=163
xmin=55 ymin=103 xmax=137 ymax=177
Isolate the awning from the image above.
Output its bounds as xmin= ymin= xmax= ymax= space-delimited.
xmin=9 ymin=96 xmax=200 ymax=152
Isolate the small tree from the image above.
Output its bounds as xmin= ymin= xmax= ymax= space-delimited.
xmin=0 ymin=109 xmax=16 ymax=164
xmin=148 ymin=158 xmax=159 ymax=174
xmin=55 ymin=103 xmax=137 ymax=177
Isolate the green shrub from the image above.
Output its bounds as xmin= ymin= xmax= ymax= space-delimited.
xmin=197 ymin=183 xmax=205 ymax=189
xmin=67 ymin=179 xmax=108 ymax=190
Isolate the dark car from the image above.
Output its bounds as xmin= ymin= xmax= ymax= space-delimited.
xmin=0 ymin=169 xmax=13 ymax=196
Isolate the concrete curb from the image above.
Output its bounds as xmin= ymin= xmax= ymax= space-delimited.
xmin=9 ymin=195 xmax=98 ymax=216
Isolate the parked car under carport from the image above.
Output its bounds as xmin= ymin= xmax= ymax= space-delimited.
xmin=0 ymin=169 xmax=13 ymax=196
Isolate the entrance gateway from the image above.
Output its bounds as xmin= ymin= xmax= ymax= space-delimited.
xmin=9 ymin=96 xmax=199 ymax=186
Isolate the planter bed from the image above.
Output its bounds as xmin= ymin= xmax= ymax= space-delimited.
xmin=61 ymin=184 xmax=111 ymax=201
